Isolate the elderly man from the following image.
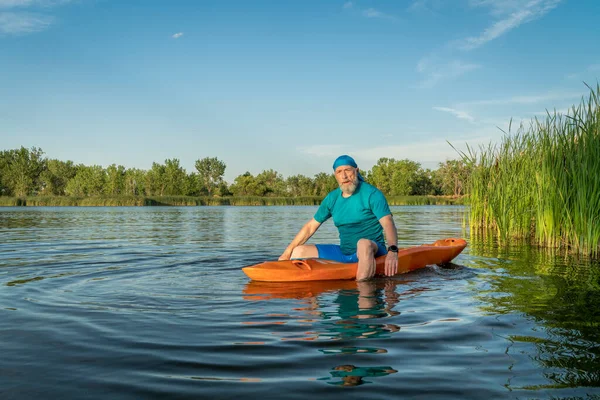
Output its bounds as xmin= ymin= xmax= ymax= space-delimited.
xmin=279 ymin=155 xmax=398 ymax=281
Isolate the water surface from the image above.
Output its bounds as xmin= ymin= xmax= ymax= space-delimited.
xmin=1 ymin=206 xmax=599 ymax=399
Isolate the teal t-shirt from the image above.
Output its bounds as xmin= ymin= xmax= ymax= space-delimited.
xmin=314 ymin=182 xmax=391 ymax=255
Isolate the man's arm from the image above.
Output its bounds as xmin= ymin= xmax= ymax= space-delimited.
xmin=379 ymin=214 xmax=398 ymax=276
xmin=278 ymin=218 xmax=322 ymax=260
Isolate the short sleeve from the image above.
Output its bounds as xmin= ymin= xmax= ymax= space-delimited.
xmin=314 ymin=192 xmax=333 ymax=223
xmin=369 ymin=189 xmax=392 ymax=220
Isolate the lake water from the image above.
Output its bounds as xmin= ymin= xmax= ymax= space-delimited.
xmin=1 ymin=206 xmax=599 ymax=399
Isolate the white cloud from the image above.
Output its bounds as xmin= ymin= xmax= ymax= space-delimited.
xmin=0 ymin=0 xmax=35 ymax=7
xmin=298 ymin=132 xmax=496 ymax=169
xmin=0 ymin=0 xmax=74 ymax=8
xmin=433 ymin=107 xmax=475 ymax=123
xmin=408 ymin=0 xmax=445 ymax=13
xmin=459 ymin=0 xmax=562 ymax=50
xmin=362 ymin=8 xmax=396 ymax=20
xmin=298 ymin=144 xmax=346 ymax=158
xmin=343 ymin=2 xmax=396 ymax=21
xmin=588 ymin=64 xmax=600 ymax=72
xmin=457 ymin=91 xmax=583 ymax=107
xmin=172 ymin=32 xmax=183 ymax=39
xmin=0 ymin=0 xmax=74 ymax=35
xmin=408 ymin=0 xmax=428 ymax=12
xmin=416 ymin=59 xmax=481 ymax=88
xmin=0 ymin=11 xmax=52 ymax=34
xmin=531 ymin=107 xmax=572 ymax=116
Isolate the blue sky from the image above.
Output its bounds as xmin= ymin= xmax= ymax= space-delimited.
xmin=1 ymin=0 xmax=599 ymax=182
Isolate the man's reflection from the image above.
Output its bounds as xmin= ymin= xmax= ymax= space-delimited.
xmin=243 ymin=278 xmax=430 ymax=341
xmin=322 ymin=364 xmax=398 ymax=386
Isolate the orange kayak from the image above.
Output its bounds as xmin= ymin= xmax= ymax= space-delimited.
xmin=242 ymin=238 xmax=467 ymax=282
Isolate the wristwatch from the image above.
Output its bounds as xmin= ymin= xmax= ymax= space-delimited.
xmin=387 ymin=245 xmax=398 ymax=253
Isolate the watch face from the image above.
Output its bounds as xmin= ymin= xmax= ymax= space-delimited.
xmin=388 ymin=245 xmax=398 ymax=252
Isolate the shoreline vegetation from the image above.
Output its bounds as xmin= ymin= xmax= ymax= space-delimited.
xmin=2 ymin=84 xmax=598 ymax=256
xmin=0 ymin=195 xmax=464 ymax=207
xmin=463 ymin=84 xmax=599 ymax=257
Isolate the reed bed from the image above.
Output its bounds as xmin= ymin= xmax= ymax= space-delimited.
xmin=465 ymin=84 xmax=600 ymax=256
xmin=387 ymin=195 xmax=463 ymax=206
xmin=1 ymin=195 xmax=325 ymax=207
xmin=0 ymin=194 xmax=462 ymax=207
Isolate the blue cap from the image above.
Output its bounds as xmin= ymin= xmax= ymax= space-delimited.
xmin=333 ymin=155 xmax=364 ymax=181
xmin=333 ymin=155 xmax=357 ymax=170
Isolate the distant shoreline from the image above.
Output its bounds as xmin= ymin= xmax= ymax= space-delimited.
xmin=0 ymin=195 xmax=464 ymax=207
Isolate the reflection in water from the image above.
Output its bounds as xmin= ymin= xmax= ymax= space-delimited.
xmin=318 ymin=281 xmax=404 ymax=341
xmin=319 ymin=364 xmax=398 ymax=386
xmin=243 ymin=279 xmax=420 ymax=342
xmin=5 ymin=206 xmax=600 ymax=398
xmin=469 ymin=239 xmax=600 ymax=392
xmin=243 ymin=278 xmax=416 ymax=386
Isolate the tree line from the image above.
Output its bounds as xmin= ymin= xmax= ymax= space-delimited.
xmin=0 ymin=147 xmax=471 ymax=198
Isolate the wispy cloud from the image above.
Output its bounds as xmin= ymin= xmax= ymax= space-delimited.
xmin=0 ymin=0 xmax=36 ymax=7
xmin=459 ymin=0 xmax=562 ymax=50
xmin=298 ymin=145 xmax=347 ymax=160
xmin=566 ymin=63 xmax=600 ymax=80
xmin=433 ymin=107 xmax=475 ymax=123
xmin=0 ymin=11 xmax=51 ymax=34
xmin=588 ymin=64 xmax=600 ymax=72
xmin=0 ymin=0 xmax=74 ymax=8
xmin=408 ymin=0 xmax=445 ymax=13
xmin=299 ymin=134 xmax=495 ymax=168
xmin=456 ymin=91 xmax=583 ymax=107
xmin=0 ymin=0 xmax=72 ymax=35
xmin=342 ymin=1 xmax=397 ymax=21
xmin=416 ymin=58 xmax=481 ymax=88
xmin=171 ymin=32 xmax=183 ymax=39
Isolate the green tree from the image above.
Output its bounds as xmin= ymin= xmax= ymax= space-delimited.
xmin=256 ymin=169 xmax=286 ymax=196
xmin=369 ymin=158 xmax=422 ymax=196
xmin=230 ymin=172 xmax=260 ymax=196
xmin=313 ymin=172 xmax=337 ymax=196
xmin=411 ymin=168 xmax=437 ymax=195
xmin=183 ymin=173 xmax=201 ymax=196
xmin=65 ymin=165 xmax=107 ymax=196
xmin=286 ymin=174 xmax=315 ymax=196
xmin=434 ymin=159 xmax=472 ymax=196
xmin=105 ymin=164 xmax=126 ymax=196
xmin=145 ymin=162 xmax=166 ymax=196
xmin=195 ymin=157 xmax=226 ymax=196
xmin=163 ymin=158 xmax=186 ymax=195
xmin=124 ymin=168 xmax=146 ymax=196
xmin=0 ymin=147 xmax=46 ymax=196
xmin=39 ymin=159 xmax=77 ymax=196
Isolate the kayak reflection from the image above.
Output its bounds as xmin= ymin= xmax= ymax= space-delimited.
xmin=243 ymin=279 xmax=432 ymax=341
xmin=319 ymin=364 xmax=398 ymax=386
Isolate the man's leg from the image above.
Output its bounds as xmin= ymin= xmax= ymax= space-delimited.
xmin=356 ymin=239 xmax=378 ymax=281
xmin=290 ymin=244 xmax=319 ymax=259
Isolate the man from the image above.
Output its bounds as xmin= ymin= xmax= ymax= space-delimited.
xmin=279 ymin=155 xmax=399 ymax=281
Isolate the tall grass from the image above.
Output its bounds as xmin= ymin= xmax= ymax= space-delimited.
xmin=0 ymin=194 xmax=462 ymax=207
xmin=464 ymin=84 xmax=600 ymax=256
xmin=387 ymin=195 xmax=464 ymax=206
xmin=0 ymin=195 xmax=325 ymax=207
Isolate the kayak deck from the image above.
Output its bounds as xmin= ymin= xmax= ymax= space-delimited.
xmin=242 ymin=238 xmax=467 ymax=282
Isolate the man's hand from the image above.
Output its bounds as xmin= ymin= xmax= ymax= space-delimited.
xmin=278 ymin=250 xmax=292 ymax=261
xmin=384 ymin=251 xmax=398 ymax=276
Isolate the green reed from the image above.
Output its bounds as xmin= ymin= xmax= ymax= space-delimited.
xmin=1 ymin=194 xmax=462 ymax=207
xmin=465 ymin=84 xmax=600 ymax=256
xmin=2 ymin=195 xmax=325 ymax=207
xmin=387 ymin=195 xmax=464 ymax=206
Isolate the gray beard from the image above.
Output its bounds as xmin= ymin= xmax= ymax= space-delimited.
xmin=340 ymin=178 xmax=359 ymax=196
